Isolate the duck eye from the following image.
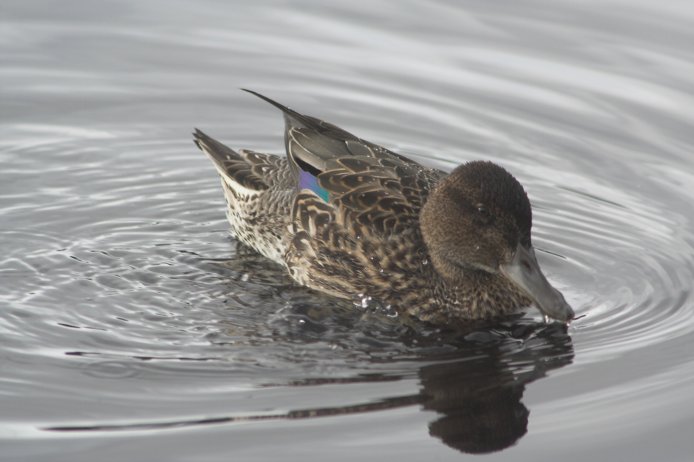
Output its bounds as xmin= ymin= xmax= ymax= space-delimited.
xmin=475 ymin=204 xmax=493 ymax=224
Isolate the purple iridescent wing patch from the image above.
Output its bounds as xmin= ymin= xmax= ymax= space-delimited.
xmin=298 ymin=169 xmax=329 ymax=202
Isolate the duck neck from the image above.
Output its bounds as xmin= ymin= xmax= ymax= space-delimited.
xmin=452 ymin=269 xmax=532 ymax=319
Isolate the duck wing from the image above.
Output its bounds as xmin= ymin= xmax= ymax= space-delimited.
xmin=242 ymin=89 xmax=418 ymax=171
xmin=243 ymin=90 xmax=444 ymax=240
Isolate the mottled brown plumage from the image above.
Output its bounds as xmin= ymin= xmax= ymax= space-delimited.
xmin=194 ymin=90 xmax=574 ymax=325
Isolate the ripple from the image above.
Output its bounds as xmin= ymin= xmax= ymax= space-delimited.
xmin=82 ymin=360 xmax=142 ymax=379
xmin=526 ymin=157 xmax=694 ymax=365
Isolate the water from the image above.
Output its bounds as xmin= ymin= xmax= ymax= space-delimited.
xmin=2 ymin=1 xmax=694 ymax=460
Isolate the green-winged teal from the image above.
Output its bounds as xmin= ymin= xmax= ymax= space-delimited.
xmin=194 ymin=90 xmax=574 ymax=325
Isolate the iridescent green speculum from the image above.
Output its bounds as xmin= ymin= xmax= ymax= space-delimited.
xmin=298 ymin=168 xmax=329 ymax=202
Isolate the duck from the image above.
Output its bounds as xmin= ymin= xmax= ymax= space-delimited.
xmin=193 ymin=90 xmax=574 ymax=326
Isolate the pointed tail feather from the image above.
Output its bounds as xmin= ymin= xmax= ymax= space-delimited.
xmin=193 ymin=128 xmax=268 ymax=192
xmin=193 ymin=128 xmax=243 ymax=165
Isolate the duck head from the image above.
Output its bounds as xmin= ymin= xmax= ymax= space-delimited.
xmin=420 ymin=161 xmax=574 ymax=323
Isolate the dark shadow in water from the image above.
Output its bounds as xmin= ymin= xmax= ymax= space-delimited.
xmin=419 ymin=322 xmax=573 ymax=453
xmin=46 ymin=322 xmax=573 ymax=455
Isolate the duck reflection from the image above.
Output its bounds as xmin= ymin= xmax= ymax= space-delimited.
xmin=418 ymin=323 xmax=573 ymax=453
xmin=422 ymin=358 xmax=530 ymax=454
xmin=271 ymin=321 xmax=574 ymax=454
xmin=47 ymin=321 xmax=573 ymax=455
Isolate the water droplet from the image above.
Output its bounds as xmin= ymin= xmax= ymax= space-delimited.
xmin=543 ymin=314 xmax=550 ymax=324
xmin=384 ymin=305 xmax=398 ymax=318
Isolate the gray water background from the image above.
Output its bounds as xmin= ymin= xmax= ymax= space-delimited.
xmin=2 ymin=1 xmax=694 ymax=460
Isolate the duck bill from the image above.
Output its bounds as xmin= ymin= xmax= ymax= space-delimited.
xmin=499 ymin=244 xmax=574 ymax=323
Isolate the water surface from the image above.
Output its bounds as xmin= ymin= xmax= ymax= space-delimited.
xmin=2 ymin=1 xmax=694 ymax=461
